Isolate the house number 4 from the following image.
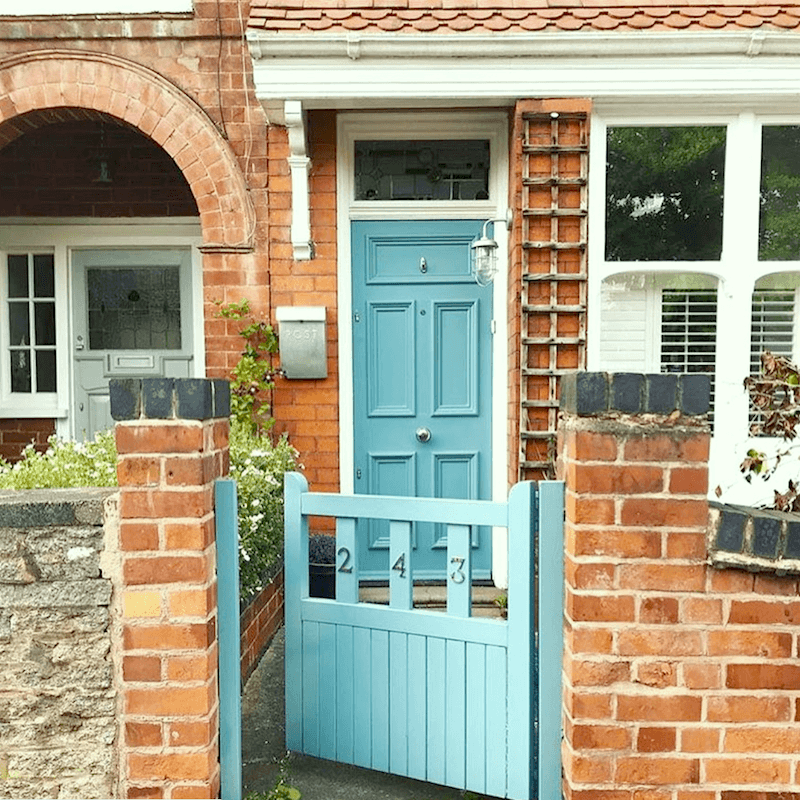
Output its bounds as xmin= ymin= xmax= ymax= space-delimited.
xmin=450 ymin=556 xmax=466 ymax=584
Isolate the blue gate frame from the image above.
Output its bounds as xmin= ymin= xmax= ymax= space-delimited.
xmin=283 ymin=473 xmax=564 ymax=800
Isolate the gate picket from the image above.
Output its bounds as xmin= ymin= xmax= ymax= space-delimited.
xmin=283 ymin=472 xmax=564 ymax=800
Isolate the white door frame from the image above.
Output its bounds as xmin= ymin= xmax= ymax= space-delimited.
xmin=0 ymin=218 xmax=203 ymax=439
xmin=336 ymin=111 xmax=510 ymax=584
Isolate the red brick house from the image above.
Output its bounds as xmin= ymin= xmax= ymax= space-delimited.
xmin=3 ymin=4 xmax=800 ymax=800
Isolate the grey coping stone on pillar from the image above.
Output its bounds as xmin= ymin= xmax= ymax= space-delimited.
xmin=142 ymin=378 xmax=174 ymax=419
xmin=680 ymin=374 xmax=711 ymax=416
xmin=611 ymin=373 xmax=644 ymax=414
xmin=714 ymin=506 xmax=747 ymax=553
xmin=109 ymin=378 xmax=141 ymax=421
xmin=752 ymin=513 xmax=783 ymax=559
xmin=645 ymin=373 xmax=679 ymax=414
xmin=560 ymin=372 xmax=609 ymax=416
xmin=784 ymin=520 xmax=800 ymax=560
xmin=176 ymin=378 xmax=214 ymax=420
xmin=212 ymin=379 xmax=231 ymax=419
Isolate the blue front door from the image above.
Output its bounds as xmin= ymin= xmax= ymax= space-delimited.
xmin=352 ymin=220 xmax=493 ymax=580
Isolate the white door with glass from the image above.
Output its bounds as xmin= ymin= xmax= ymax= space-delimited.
xmin=71 ymin=248 xmax=193 ymax=439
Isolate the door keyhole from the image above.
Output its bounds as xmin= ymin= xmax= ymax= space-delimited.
xmin=419 ymin=257 xmax=427 ymax=274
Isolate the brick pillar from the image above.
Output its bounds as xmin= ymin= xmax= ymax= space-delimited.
xmin=112 ymin=378 xmax=230 ymax=800
xmin=557 ymin=373 xmax=711 ymax=800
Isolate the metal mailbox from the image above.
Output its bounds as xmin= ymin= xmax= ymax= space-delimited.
xmin=276 ymin=306 xmax=327 ymax=379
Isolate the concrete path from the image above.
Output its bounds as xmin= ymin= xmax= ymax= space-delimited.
xmin=241 ymin=626 xmax=501 ymax=800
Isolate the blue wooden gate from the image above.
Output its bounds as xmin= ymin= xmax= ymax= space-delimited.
xmin=284 ymin=473 xmax=564 ymax=800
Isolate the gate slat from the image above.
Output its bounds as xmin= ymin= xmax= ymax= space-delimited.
xmin=302 ymin=621 xmax=320 ymax=756
xmin=390 ymin=521 xmax=413 ymax=609
xmin=389 ymin=631 xmax=408 ymax=775
xmin=445 ymin=639 xmax=467 ymax=788
xmin=318 ymin=623 xmax=337 ymax=760
xmin=336 ymin=518 xmax=358 ymax=604
xmin=336 ymin=624 xmax=355 ymax=763
xmin=466 ymin=642 xmax=487 ymax=793
xmin=371 ymin=629 xmax=390 ymax=772
xmin=353 ymin=626 xmax=372 ymax=768
xmin=406 ymin=634 xmax=427 ymax=781
xmin=485 ymin=644 xmax=508 ymax=798
xmin=426 ymin=637 xmax=446 ymax=786
xmin=446 ymin=524 xmax=472 ymax=617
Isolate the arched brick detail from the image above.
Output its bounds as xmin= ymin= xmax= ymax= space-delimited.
xmin=0 ymin=49 xmax=255 ymax=251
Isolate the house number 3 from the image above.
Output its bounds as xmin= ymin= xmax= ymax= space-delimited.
xmin=450 ymin=556 xmax=466 ymax=584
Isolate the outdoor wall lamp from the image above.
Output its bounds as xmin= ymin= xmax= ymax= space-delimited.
xmin=471 ymin=209 xmax=512 ymax=287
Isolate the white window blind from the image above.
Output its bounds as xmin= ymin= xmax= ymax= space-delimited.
xmin=660 ymin=288 xmax=717 ymax=418
xmin=750 ymin=288 xmax=795 ymax=373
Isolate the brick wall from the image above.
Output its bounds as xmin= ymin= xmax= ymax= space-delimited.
xmin=270 ymin=110 xmax=340 ymax=496
xmin=0 ymin=417 xmax=55 ymax=462
xmin=558 ymin=372 xmax=800 ymax=800
xmin=239 ymin=569 xmax=284 ymax=683
xmin=0 ymin=487 xmax=118 ymax=798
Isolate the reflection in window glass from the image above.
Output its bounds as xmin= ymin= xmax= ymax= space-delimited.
xmin=6 ymin=252 xmax=56 ymax=394
xmin=354 ymin=140 xmax=490 ymax=201
xmin=760 ymin=126 xmax=800 ymax=261
xmin=606 ymin=127 xmax=726 ymax=261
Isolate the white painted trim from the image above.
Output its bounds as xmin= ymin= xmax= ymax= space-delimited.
xmin=285 ymin=101 xmax=313 ymax=261
xmin=0 ymin=219 xmax=203 ymax=433
xmin=336 ymin=111 xmax=510 ymax=584
xmin=248 ymin=34 xmax=800 ymax=111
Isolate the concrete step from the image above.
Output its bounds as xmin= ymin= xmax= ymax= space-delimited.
xmin=359 ymin=584 xmax=507 ymax=618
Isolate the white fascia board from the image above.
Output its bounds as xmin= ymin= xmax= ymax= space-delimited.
xmin=248 ymin=31 xmax=800 ymax=107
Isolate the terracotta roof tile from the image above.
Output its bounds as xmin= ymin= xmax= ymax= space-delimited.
xmin=249 ymin=0 xmax=800 ymax=34
xmin=591 ymin=12 xmax=623 ymax=24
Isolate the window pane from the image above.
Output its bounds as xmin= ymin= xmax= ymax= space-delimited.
xmin=33 ymin=254 xmax=55 ymax=297
xmin=87 ymin=266 xmax=182 ymax=350
xmin=606 ymin=127 xmax=726 ymax=261
xmin=354 ymin=140 xmax=490 ymax=201
xmin=34 ymin=302 xmax=56 ymax=346
xmin=759 ymin=126 xmax=800 ymax=261
xmin=10 ymin=348 xmax=30 ymax=392
xmin=36 ymin=350 xmax=56 ymax=392
xmin=8 ymin=302 xmax=29 ymax=346
xmin=7 ymin=255 xmax=29 ymax=298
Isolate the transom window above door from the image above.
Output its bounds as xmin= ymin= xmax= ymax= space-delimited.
xmin=354 ymin=139 xmax=490 ymax=202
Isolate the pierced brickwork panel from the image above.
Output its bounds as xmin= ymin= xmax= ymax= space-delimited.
xmin=515 ymin=101 xmax=590 ymax=481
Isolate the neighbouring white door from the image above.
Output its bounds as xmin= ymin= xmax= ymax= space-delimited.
xmin=71 ymin=248 xmax=193 ymax=439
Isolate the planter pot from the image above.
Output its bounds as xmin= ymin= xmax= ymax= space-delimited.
xmin=309 ymin=563 xmax=335 ymax=598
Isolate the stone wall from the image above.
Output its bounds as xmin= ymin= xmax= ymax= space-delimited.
xmin=0 ymin=488 xmax=119 ymax=799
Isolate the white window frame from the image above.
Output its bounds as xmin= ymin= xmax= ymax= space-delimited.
xmin=589 ymin=109 xmax=800 ymax=505
xmin=0 ymin=219 xmax=203 ymax=438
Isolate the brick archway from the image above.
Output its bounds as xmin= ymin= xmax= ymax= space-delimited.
xmin=0 ymin=49 xmax=255 ymax=250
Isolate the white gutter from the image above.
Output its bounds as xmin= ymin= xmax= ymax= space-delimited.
xmin=246 ymin=30 xmax=798 ymax=60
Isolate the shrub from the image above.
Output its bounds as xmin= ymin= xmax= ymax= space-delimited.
xmin=0 ymin=420 xmax=298 ymax=599
xmin=229 ymin=418 xmax=299 ymax=599
xmin=0 ymin=431 xmax=118 ymax=489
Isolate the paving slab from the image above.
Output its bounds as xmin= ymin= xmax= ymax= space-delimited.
xmin=241 ymin=626 xmax=502 ymax=800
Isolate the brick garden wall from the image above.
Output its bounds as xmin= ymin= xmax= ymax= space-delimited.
xmin=558 ymin=372 xmax=800 ymax=800
xmin=0 ymin=487 xmax=119 ymax=798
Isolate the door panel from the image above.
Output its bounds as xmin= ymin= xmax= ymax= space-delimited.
xmin=353 ymin=220 xmax=492 ymax=580
xmin=72 ymin=249 xmax=193 ymax=440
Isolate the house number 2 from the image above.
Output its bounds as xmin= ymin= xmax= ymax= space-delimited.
xmin=450 ymin=556 xmax=466 ymax=584
xmin=337 ymin=547 xmax=352 ymax=573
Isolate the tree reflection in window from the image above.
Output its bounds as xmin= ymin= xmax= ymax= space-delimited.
xmin=606 ymin=126 xmax=726 ymax=261
xmin=760 ymin=126 xmax=800 ymax=261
